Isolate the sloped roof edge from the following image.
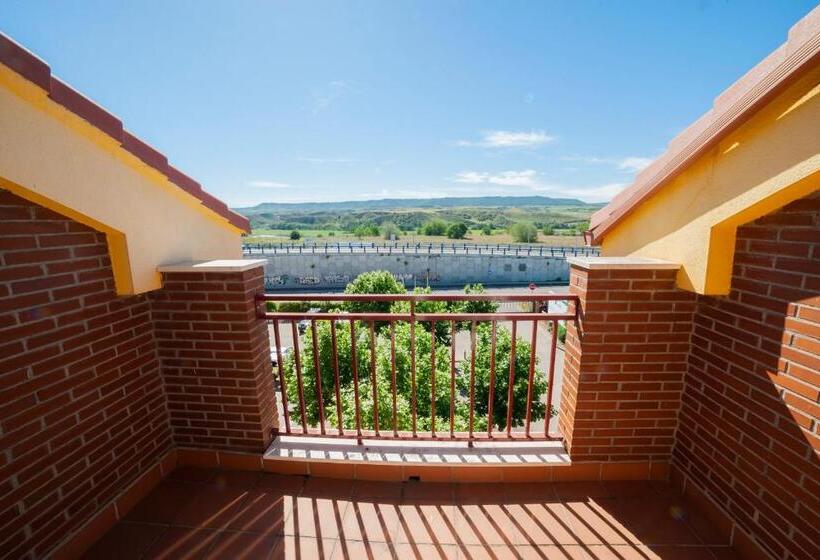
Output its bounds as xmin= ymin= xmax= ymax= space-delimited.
xmin=589 ymin=5 xmax=820 ymax=243
xmin=0 ymin=32 xmax=251 ymax=233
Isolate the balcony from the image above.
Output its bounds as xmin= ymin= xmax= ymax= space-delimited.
xmin=80 ymin=467 xmax=736 ymax=559
xmin=4 ymin=194 xmax=816 ymax=560
xmin=254 ymin=291 xmax=581 ymax=475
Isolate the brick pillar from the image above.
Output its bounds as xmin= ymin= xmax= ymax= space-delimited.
xmin=150 ymin=260 xmax=276 ymax=453
xmin=559 ymin=257 xmax=695 ymax=462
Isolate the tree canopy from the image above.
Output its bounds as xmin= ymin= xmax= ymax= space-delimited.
xmin=279 ymin=271 xmax=554 ymax=434
xmin=509 ymin=222 xmax=539 ymax=243
xmin=446 ymin=222 xmax=468 ymax=239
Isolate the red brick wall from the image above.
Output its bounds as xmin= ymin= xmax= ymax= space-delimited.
xmin=149 ymin=267 xmax=276 ymax=453
xmin=673 ymin=193 xmax=820 ymax=560
xmin=560 ymin=265 xmax=696 ymax=461
xmin=0 ymin=190 xmax=172 ymax=559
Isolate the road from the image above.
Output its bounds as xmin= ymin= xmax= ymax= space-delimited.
xmin=267 ymin=285 xmax=569 ymax=433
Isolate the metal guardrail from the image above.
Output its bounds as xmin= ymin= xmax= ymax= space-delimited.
xmin=243 ymin=241 xmax=599 ymax=258
xmin=256 ymin=292 xmax=576 ymax=443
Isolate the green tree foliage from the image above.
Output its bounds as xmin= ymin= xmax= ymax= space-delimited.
xmin=380 ymin=221 xmax=401 ymax=240
xmin=353 ymin=223 xmax=380 ymax=238
xmin=509 ymin=222 xmax=539 ymax=243
xmin=446 ymin=222 xmax=468 ymax=239
xmin=542 ymin=224 xmax=555 ymax=236
xmin=481 ymin=224 xmax=493 ymax=235
xmin=290 ymin=230 xmax=301 ymax=240
xmin=279 ymin=273 xmax=552 ymax=434
xmin=343 ymin=270 xmax=406 ymax=314
xmin=421 ymin=219 xmax=448 ymax=236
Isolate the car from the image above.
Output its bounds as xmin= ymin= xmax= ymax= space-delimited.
xmin=270 ymin=346 xmax=292 ymax=367
xmin=297 ymin=308 xmax=322 ymax=334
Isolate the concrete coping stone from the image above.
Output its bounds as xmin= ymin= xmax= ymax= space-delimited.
xmin=566 ymin=256 xmax=681 ymax=270
xmin=157 ymin=259 xmax=266 ymax=273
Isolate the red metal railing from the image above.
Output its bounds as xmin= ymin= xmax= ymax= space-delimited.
xmin=255 ymin=292 xmax=576 ymax=443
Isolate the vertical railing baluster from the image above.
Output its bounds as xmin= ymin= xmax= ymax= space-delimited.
xmin=468 ymin=320 xmax=477 ymax=444
xmin=310 ymin=320 xmax=326 ymax=435
xmin=350 ymin=319 xmax=363 ymax=443
xmin=545 ymin=319 xmax=559 ymax=437
xmin=487 ymin=320 xmax=497 ymax=437
xmin=410 ymin=301 xmax=418 ymax=437
xmin=505 ymin=320 xmax=517 ymax=436
xmin=291 ymin=320 xmax=308 ymax=433
xmin=430 ymin=319 xmax=437 ymax=438
xmin=330 ymin=320 xmax=343 ymax=435
xmin=449 ymin=319 xmax=456 ymax=438
xmin=272 ymin=320 xmax=290 ymax=434
xmin=369 ymin=320 xmax=379 ymax=436
xmin=390 ymin=321 xmax=398 ymax=437
xmin=524 ymin=318 xmax=538 ymax=437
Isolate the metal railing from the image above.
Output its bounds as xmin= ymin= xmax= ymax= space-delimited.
xmin=243 ymin=241 xmax=599 ymax=258
xmin=255 ymin=292 xmax=576 ymax=443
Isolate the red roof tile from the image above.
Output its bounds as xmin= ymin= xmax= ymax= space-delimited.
xmin=589 ymin=5 xmax=820 ymax=243
xmin=0 ymin=32 xmax=251 ymax=233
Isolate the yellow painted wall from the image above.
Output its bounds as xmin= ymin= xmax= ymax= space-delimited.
xmin=0 ymin=65 xmax=242 ymax=295
xmin=601 ymin=63 xmax=820 ymax=294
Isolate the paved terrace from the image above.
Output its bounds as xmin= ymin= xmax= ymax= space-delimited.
xmin=81 ymin=468 xmax=737 ymax=560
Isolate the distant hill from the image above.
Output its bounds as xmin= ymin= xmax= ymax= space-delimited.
xmin=235 ymin=195 xmax=596 ymax=215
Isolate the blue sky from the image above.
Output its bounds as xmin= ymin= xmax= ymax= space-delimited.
xmin=2 ymin=1 xmax=816 ymax=207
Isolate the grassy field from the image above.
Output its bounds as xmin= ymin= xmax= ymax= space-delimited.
xmin=238 ymin=196 xmax=599 ymax=246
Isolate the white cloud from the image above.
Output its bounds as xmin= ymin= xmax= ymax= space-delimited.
xmin=561 ymin=154 xmax=654 ymax=173
xmin=299 ymin=156 xmax=359 ymax=164
xmin=532 ymin=182 xmax=627 ymax=203
xmin=310 ymin=80 xmax=353 ymax=115
xmin=456 ymin=130 xmax=555 ymax=149
xmin=247 ymin=180 xmax=291 ymax=188
xmin=617 ymin=157 xmax=653 ymax=172
xmin=453 ymin=170 xmax=540 ymax=188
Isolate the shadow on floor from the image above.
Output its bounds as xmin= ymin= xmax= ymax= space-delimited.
xmin=82 ymin=467 xmax=740 ymax=559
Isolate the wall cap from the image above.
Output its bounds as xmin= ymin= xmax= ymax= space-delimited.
xmin=567 ymin=257 xmax=681 ymax=270
xmin=158 ymin=259 xmax=266 ymax=273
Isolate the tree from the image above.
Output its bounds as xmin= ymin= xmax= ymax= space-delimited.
xmin=542 ymin=224 xmax=555 ymax=236
xmin=446 ymin=222 xmax=468 ymax=239
xmin=458 ymin=323 xmax=548 ymax=430
xmin=290 ymin=230 xmax=301 ymax=240
xmin=343 ymin=270 xmax=406 ymax=314
xmin=481 ymin=224 xmax=493 ymax=236
xmin=380 ymin=221 xmax=401 ymax=240
xmin=279 ymin=273 xmax=554 ymax=434
xmin=509 ymin=222 xmax=538 ymax=243
xmin=353 ymin=223 xmax=379 ymax=238
xmin=421 ymin=219 xmax=447 ymax=236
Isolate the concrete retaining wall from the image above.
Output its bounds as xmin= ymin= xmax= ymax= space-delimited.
xmin=249 ymin=253 xmax=571 ymax=290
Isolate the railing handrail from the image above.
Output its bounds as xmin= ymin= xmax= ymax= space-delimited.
xmin=242 ymin=241 xmax=600 ymax=257
xmin=255 ymin=292 xmax=578 ymax=303
xmin=262 ymin=291 xmax=574 ymax=443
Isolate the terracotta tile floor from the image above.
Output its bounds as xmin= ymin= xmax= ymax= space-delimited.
xmin=82 ymin=467 xmax=741 ymax=559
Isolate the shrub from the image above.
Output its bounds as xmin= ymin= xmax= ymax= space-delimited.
xmin=381 ymin=221 xmax=401 ymax=240
xmin=446 ymin=222 xmax=468 ymax=239
xmin=509 ymin=222 xmax=538 ymax=243
xmin=290 ymin=230 xmax=301 ymax=240
xmin=421 ymin=219 xmax=447 ymax=236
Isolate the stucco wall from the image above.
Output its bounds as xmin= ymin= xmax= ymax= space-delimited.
xmin=601 ymin=63 xmax=820 ymax=295
xmin=0 ymin=65 xmax=241 ymax=295
xmin=253 ymin=253 xmax=571 ymax=290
